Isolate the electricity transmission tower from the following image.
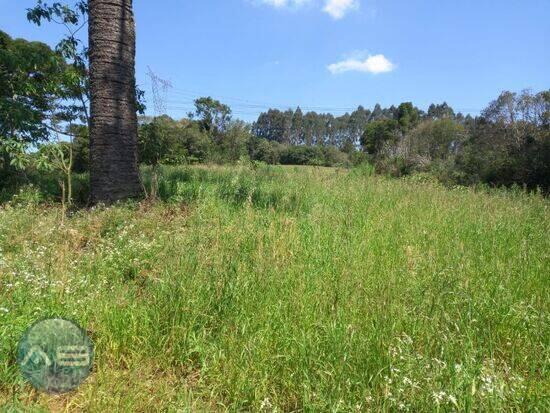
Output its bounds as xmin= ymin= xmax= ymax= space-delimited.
xmin=147 ymin=66 xmax=172 ymax=116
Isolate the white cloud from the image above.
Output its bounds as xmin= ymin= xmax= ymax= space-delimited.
xmin=323 ymin=0 xmax=359 ymax=19
xmin=254 ymin=0 xmax=360 ymax=18
xmin=328 ymin=54 xmax=396 ymax=74
xmin=257 ymin=0 xmax=312 ymax=8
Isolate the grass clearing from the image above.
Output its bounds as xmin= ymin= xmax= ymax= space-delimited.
xmin=0 ymin=165 xmax=548 ymax=411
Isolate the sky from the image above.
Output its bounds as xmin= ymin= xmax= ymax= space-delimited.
xmin=1 ymin=0 xmax=549 ymax=121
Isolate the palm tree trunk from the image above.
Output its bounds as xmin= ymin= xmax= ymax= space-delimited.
xmin=88 ymin=0 xmax=142 ymax=203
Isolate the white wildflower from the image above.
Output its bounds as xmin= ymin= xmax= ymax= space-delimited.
xmin=448 ymin=394 xmax=458 ymax=407
xmin=432 ymin=391 xmax=446 ymax=404
xmin=260 ymin=397 xmax=272 ymax=411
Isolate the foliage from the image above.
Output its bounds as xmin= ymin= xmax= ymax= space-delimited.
xmin=137 ymin=106 xmax=352 ymax=167
xmin=248 ymin=137 xmax=283 ymax=164
xmin=138 ymin=116 xmax=210 ymax=165
xmin=192 ymin=96 xmax=232 ymax=138
xmin=36 ymin=141 xmax=74 ymax=207
xmin=0 ymin=30 xmax=76 ymax=145
xmin=253 ymin=106 xmax=372 ymax=148
xmin=7 ymin=183 xmax=44 ymax=206
xmin=357 ymin=90 xmax=549 ymax=192
xmin=26 ymin=0 xmax=89 ymax=117
xmin=139 ymin=116 xmax=186 ymax=166
xmin=215 ymin=120 xmax=251 ymax=162
xmin=361 ymin=119 xmax=400 ymax=156
xmin=454 ymin=90 xmax=550 ymax=191
xmin=280 ymin=145 xmax=325 ymax=166
xmin=68 ymin=123 xmax=88 ymax=173
xmin=407 ymin=119 xmax=465 ymax=160
xmin=0 ymin=140 xmax=30 ymax=171
xmin=396 ymin=102 xmax=421 ymax=131
xmin=427 ymin=102 xmax=455 ymax=120
xmin=26 ymin=0 xmax=146 ymax=116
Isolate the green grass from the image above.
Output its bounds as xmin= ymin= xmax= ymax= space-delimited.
xmin=0 ymin=165 xmax=548 ymax=412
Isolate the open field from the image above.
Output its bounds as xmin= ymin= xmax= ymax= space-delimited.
xmin=0 ymin=165 xmax=548 ymax=412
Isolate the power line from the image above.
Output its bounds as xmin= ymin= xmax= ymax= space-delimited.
xmin=154 ymin=85 xmax=361 ymax=112
xmin=141 ymin=78 xmax=484 ymax=118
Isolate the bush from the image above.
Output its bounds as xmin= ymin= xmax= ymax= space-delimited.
xmin=321 ymin=146 xmax=350 ymax=166
xmin=9 ymin=184 xmax=44 ymax=206
xmin=374 ymin=156 xmax=414 ymax=177
xmin=278 ymin=145 xmax=350 ymax=167
xmin=280 ymin=146 xmax=323 ymax=166
xmin=249 ymin=138 xmax=283 ymax=164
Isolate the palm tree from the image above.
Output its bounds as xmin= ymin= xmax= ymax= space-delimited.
xmin=88 ymin=0 xmax=142 ymax=203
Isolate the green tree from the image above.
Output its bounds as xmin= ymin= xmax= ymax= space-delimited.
xmin=193 ymin=97 xmax=232 ymax=138
xmin=0 ymin=31 xmax=72 ymax=142
xmin=427 ymin=102 xmax=455 ymax=120
xmin=397 ymin=102 xmax=420 ymax=131
xmin=27 ymin=1 xmax=90 ymax=126
xmin=253 ymin=109 xmax=288 ymax=143
xmin=407 ymin=119 xmax=465 ymax=160
xmin=456 ymin=89 xmax=550 ymax=191
xmin=291 ymin=107 xmax=304 ymax=145
xmin=347 ymin=105 xmax=370 ymax=150
xmin=138 ymin=116 xmax=212 ymax=166
xmin=249 ymin=137 xmax=282 ymax=164
xmin=217 ymin=120 xmax=251 ymax=162
xmin=360 ymin=119 xmax=399 ymax=156
xmin=67 ymin=123 xmax=89 ymax=173
xmin=139 ymin=116 xmax=177 ymax=167
xmin=178 ymin=120 xmax=212 ymax=163
xmin=0 ymin=30 xmax=80 ymax=176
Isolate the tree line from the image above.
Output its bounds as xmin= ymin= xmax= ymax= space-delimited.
xmin=1 ymin=1 xmax=549 ymax=201
xmin=131 ymin=90 xmax=549 ymax=192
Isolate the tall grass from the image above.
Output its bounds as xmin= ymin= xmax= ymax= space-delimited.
xmin=0 ymin=165 xmax=548 ymax=411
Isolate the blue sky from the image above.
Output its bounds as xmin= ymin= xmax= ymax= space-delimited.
xmin=1 ymin=0 xmax=549 ymax=121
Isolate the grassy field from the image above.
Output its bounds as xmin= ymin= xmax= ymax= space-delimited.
xmin=0 ymin=165 xmax=548 ymax=412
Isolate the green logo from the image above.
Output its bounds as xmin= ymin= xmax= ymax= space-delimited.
xmin=16 ymin=318 xmax=94 ymax=394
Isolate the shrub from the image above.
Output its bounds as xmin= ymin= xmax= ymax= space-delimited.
xmin=280 ymin=146 xmax=323 ymax=166
xmin=9 ymin=184 xmax=44 ymax=206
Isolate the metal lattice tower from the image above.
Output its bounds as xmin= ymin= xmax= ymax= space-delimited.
xmin=147 ymin=66 xmax=172 ymax=116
